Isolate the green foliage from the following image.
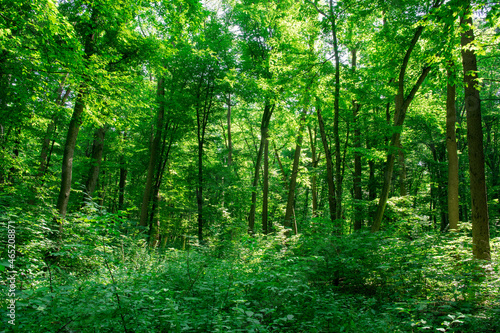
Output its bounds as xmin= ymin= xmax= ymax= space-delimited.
xmin=2 ymin=214 xmax=499 ymax=332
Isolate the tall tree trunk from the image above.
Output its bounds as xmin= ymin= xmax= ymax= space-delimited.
xmin=196 ymin=72 xmax=216 ymax=243
xmin=248 ymin=102 xmax=274 ymax=234
xmin=56 ymin=87 xmax=87 ymax=221
xmin=139 ymin=77 xmax=165 ymax=227
xmin=316 ymin=101 xmax=337 ymax=231
xmin=197 ymin=142 xmax=204 ymax=242
xmin=446 ymin=64 xmax=459 ymax=231
xmin=371 ymin=25 xmax=431 ymax=232
xmin=262 ymin=129 xmax=269 ymax=234
xmin=118 ymin=132 xmax=127 ymax=211
xmin=460 ymin=6 xmax=490 ymax=260
xmin=284 ymin=113 xmax=305 ymax=234
xmin=39 ymin=122 xmax=57 ymax=177
xmin=351 ymin=48 xmax=363 ymax=231
xmin=55 ymin=7 xmax=96 ymax=227
xmin=308 ymin=126 xmax=320 ymax=217
xmin=329 ymin=0 xmax=343 ymax=222
xmin=83 ymin=126 xmax=106 ymax=203
xmin=227 ymin=93 xmax=233 ymax=166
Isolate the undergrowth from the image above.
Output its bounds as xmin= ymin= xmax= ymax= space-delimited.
xmin=1 ymin=209 xmax=499 ymax=332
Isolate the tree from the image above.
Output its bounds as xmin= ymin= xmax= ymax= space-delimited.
xmin=55 ymin=0 xmax=140 ymax=224
xmin=371 ymin=2 xmax=438 ymax=232
xmin=446 ymin=62 xmax=460 ymax=231
xmin=460 ymin=2 xmax=490 ymax=260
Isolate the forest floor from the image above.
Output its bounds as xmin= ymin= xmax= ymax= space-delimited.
xmin=1 ymin=215 xmax=500 ymax=332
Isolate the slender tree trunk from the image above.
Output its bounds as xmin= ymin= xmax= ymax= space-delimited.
xmin=98 ymin=154 xmax=106 ymax=207
xmin=39 ymin=122 xmax=57 ymax=177
xmin=308 ymin=126 xmax=319 ymax=217
xmin=248 ymin=102 xmax=274 ymax=234
xmin=316 ymin=102 xmax=337 ymax=231
xmin=56 ymin=87 xmax=87 ymax=220
xmin=371 ymin=25 xmax=431 ymax=232
xmin=351 ymin=48 xmax=363 ymax=231
xmin=196 ymin=72 xmax=216 ymax=243
xmin=118 ymin=132 xmax=127 ymax=211
xmin=227 ymin=93 xmax=233 ymax=166
xmin=284 ymin=113 xmax=305 ymax=234
xmin=139 ymin=78 xmax=165 ymax=227
xmin=460 ymin=6 xmax=490 ymax=260
xmin=446 ymin=64 xmax=459 ymax=231
xmin=262 ymin=129 xmax=269 ymax=234
xmin=197 ymin=142 xmax=204 ymax=242
xmin=83 ymin=126 xmax=106 ymax=203
xmin=329 ymin=0 xmax=343 ymax=221
xmin=54 ymin=6 xmax=97 ymax=230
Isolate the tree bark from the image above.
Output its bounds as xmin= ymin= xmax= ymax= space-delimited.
xmin=227 ymin=93 xmax=233 ymax=166
xmin=446 ymin=64 xmax=459 ymax=231
xmin=262 ymin=129 xmax=269 ymax=234
xmin=460 ymin=6 xmax=490 ymax=260
xmin=118 ymin=132 xmax=127 ymax=211
xmin=308 ymin=125 xmax=319 ymax=217
xmin=55 ymin=6 xmax=96 ymax=225
xmin=351 ymin=48 xmax=363 ymax=231
xmin=316 ymin=101 xmax=337 ymax=231
xmin=139 ymin=77 xmax=165 ymax=227
xmin=248 ymin=102 xmax=274 ymax=234
xmin=56 ymin=87 xmax=87 ymax=220
xmin=329 ymin=0 xmax=343 ymax=222
xmin=284 ymin=112 xmax=305 ymax=234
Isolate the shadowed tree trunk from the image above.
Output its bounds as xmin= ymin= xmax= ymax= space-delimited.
xmin=446 ymin=63 xmax=459 ymax=231
xmin=140 ymin=77 xmax=165 ymax=227
xmin=284 ymin=112 xmax=306 ymax=234
xmin=118 ymin=132 xmax=127 ymax=211
xmin=56 ymin=87 xmax=88 ymax=221
xmin=83 ymin=126 xmax=107 ymax=204
xmin=460 ymin=5 xmax=490 ymax=260
xmin=227 ymin=93 xmax=233 ymax=166
xmin=55 ymin=6 xmax=97 ymax=227
xmin=351 ymin=48 xmax=363 ymax=231
xmin=262 ymin=129 xmax=269 ymax=234
xmin=248 ymin=102 xmax=274 ymax=234
xmin=308 ymin=125 xmax=320 ymax=217
xmin=316 ymin=101 xmax=337 ymax=231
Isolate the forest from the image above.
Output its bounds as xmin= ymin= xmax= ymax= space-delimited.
xmin=1 ymin=0 xmax=500 ymax=331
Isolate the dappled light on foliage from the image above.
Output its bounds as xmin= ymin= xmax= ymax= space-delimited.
xmin=1 ymin=0 xmax=500 ymax=331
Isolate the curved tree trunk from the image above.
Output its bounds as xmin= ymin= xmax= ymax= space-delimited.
xmin=56 ymin=87 xmax=87 ymax=221
xmin=371 ymin=25 xmax=431 ymax=232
